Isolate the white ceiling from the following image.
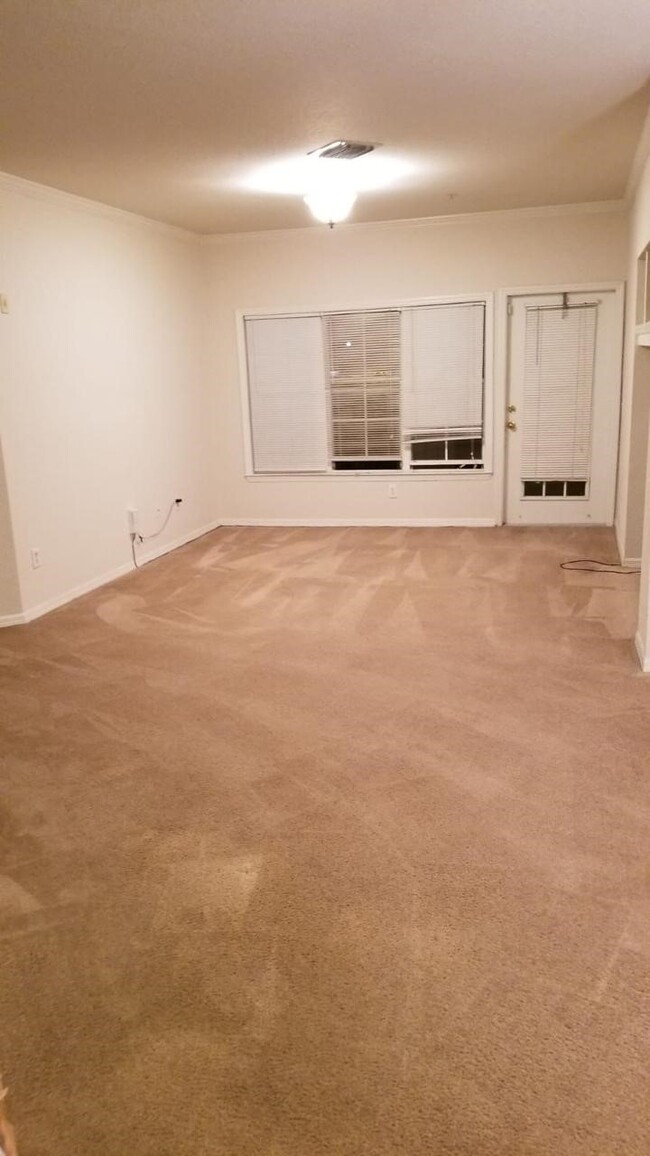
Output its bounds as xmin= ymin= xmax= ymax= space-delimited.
xmin=1 ymin=0 xmax=649 ymax=234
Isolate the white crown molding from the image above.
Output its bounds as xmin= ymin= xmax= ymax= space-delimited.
xmin=201 ymin=199 xmax=627 ymax=246
xmin=0 ymin=170 xmax=626 ymax=242
xmin=0 ymin=170 xmax=198 ymax=242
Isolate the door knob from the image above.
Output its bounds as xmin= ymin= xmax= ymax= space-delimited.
xmin=506 ymin=420 xmax=517 ymax=431
xmin=507 ymin=404 xmax=516 ymax=413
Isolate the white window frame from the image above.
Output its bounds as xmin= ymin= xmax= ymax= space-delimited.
xmin=236 ymin=293 xmax=494 ymax=479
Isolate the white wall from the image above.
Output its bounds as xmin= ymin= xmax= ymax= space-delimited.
xmin=0 ymin=439 xmax=21 ymax=620
xmin=623 ymin=137 xmax=650 ymax=669
xmin=0 ymin=176 xmax=217 ymax=621
xmin=616 ymin=151 xmax=650 ymax=563
xmin=0 ymin=181 xmax=632 ymax=627
xmin=635 ymin=344 xmax=650 ymax=669
xmin=205 ymin=206 xmax=628 ymax=526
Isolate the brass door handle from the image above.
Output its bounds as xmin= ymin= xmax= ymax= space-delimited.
xmin=506 ymin=420 xmax=517 ymax=431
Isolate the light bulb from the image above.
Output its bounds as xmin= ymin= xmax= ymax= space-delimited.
xmin=304 ymin=186 xmax=357 ymax=225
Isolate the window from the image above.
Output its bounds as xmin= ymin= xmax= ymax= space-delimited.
xmin=519 ymin=303 xmax=596 ymax=499
xmin=245 ymin=315 xmax=328 ymax=473
xmin=402 ymin=302 xmax=485 ymax=470
xmin=523 ymin=479 xmax=588 ymax=499
xmin=325 ymin=310 xmax=402 ymax=469
xmin=244 ymin=299 xmax=488 ymax=474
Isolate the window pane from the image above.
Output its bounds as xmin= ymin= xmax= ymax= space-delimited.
xmin=402 ymin=303 xmax=485 ymax=440
xmin=333 ymin=459 xmax=401 ymax=471
xmin=411 ymin=440 xmax=446 ymax=461
xmin=246 ymin=316 xmax=329 ymax=473
xmin=523 ymin=480 xmax=544 ymax=497
xmin=449 ymin=438 xmax=474 ymax=460
xmin=367 ymin=421 xmax=401 ymax=457
xmin=332 ymin=421 xmax=366 ymax=458
xmin=366 ymin=387 xmax=400 ymax=421
xmin=410 ymin=436 xmax=483 ymax=465
xmin=325 ymin=311 xmax=401 ymax=464
xmin=521 ymin=305 xmax=596 ymax=482
xmin=330 ymin=389 xmax=364 ymax=421
xmin=566 ymin=480 xmax=587 ymax=497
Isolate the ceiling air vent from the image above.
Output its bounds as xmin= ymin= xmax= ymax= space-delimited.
xmin=309 ymin=140 xmax=377 ymax=161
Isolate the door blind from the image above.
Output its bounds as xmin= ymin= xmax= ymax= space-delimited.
xmin=325 ymin=310 xmax=401 ymax=461
xmin=521 ymin=304 xmax=597 ymax=481
xmin=245 ymin=315 xmax=329 ymax=473
xmin=402 ymin=303 xmax=485 ymax=443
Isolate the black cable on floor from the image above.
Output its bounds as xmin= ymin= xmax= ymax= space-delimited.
xmin=560 ymin=558 xmax=640 ymax=575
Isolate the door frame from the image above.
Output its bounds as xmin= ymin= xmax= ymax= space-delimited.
xmin=493 ymin=282 xmax=625 ymax=526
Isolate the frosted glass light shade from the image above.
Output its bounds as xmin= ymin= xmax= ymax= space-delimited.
xmin=304 ymin=186 xmax=357 ymax=224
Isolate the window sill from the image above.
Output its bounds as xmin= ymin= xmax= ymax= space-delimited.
xmin=245 ymin=470 xmax=493 ymax=482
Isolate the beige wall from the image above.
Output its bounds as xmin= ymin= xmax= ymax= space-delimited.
xmin=0 ymin=176 xmax=216 ymax=620
xmin=625 ymin=135 xmax=650 ymax=668
xmin=205 ymin=207 xmax=628 ymax=525
xmin=0 ymin=440 xmax=21 ymax=619
xmin=0 ymin=178 xmax=634 ymax=624
xmin=635 ymin=344 xmax=650 ymax=668
xmin=616 ymin=153 xmax=650 ymax=561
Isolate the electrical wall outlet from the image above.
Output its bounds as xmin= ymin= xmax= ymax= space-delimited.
xmin=30 ymin=547 xmax=41 ymax=569
xmin=388 ymin=483 xmax=397 ymax=499
xmin=126 ymin=508 xmax=138 ymax=534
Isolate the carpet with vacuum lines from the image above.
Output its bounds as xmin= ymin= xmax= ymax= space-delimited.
xmin=0 ymin=525 xmax=648 ymax=1155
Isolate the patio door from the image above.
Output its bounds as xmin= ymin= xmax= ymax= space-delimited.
xmin=505 ymin=290 xmax=623 ymax=525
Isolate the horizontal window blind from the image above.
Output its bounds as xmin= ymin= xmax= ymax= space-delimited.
xmin=521 ymin=304 xmax=596 ymax=481
xmin=402 ymin=303 xmax=485 ymax=442
xmin=325 ymin=310 xmax=401 ymax=461
xmin=244 ymin=299 xmax=490 ymax=475
xmin=245 ymin=315 xmax=329 ymax=473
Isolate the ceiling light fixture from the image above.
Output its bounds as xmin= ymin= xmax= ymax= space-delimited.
xmin=304 ymin=141 xmax=377 ymax=228
xmin=304 ymin=183 xmax=357 ymax=228
xmin=243 ymin=151 xmax=413 ymax=196
xmin=241 ymin=144 xmax=418 ymax=227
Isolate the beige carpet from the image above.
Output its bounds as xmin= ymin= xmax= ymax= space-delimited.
xmin=0 ymin=525 xmax=648 ymax=1155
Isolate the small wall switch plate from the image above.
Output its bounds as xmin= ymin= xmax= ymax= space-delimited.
xmin=388 ymin=483 xmax=397 ymax=499
xmin=30 ymin=547 xmax=41 ymax=569
xmin=0 ymin=295 xmax=9 ymax=314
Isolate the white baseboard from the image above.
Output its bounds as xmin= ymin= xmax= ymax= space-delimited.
xmin=219 ymin=517 xmax=496 ymax=528
xmin=0 ymin=520 xmax=222 ymax=628
xmin=0 ymin=611 xmax=30 ymax=628
xmin=634 ymin=632 xmax=650 ymax=673
xmin=134 ymin=520 xmax=222 ymax=566
xmin=0 ymin=564 xmax=132 ymax=628
xmin=18 ymin=560 xmax=135 ymax=625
